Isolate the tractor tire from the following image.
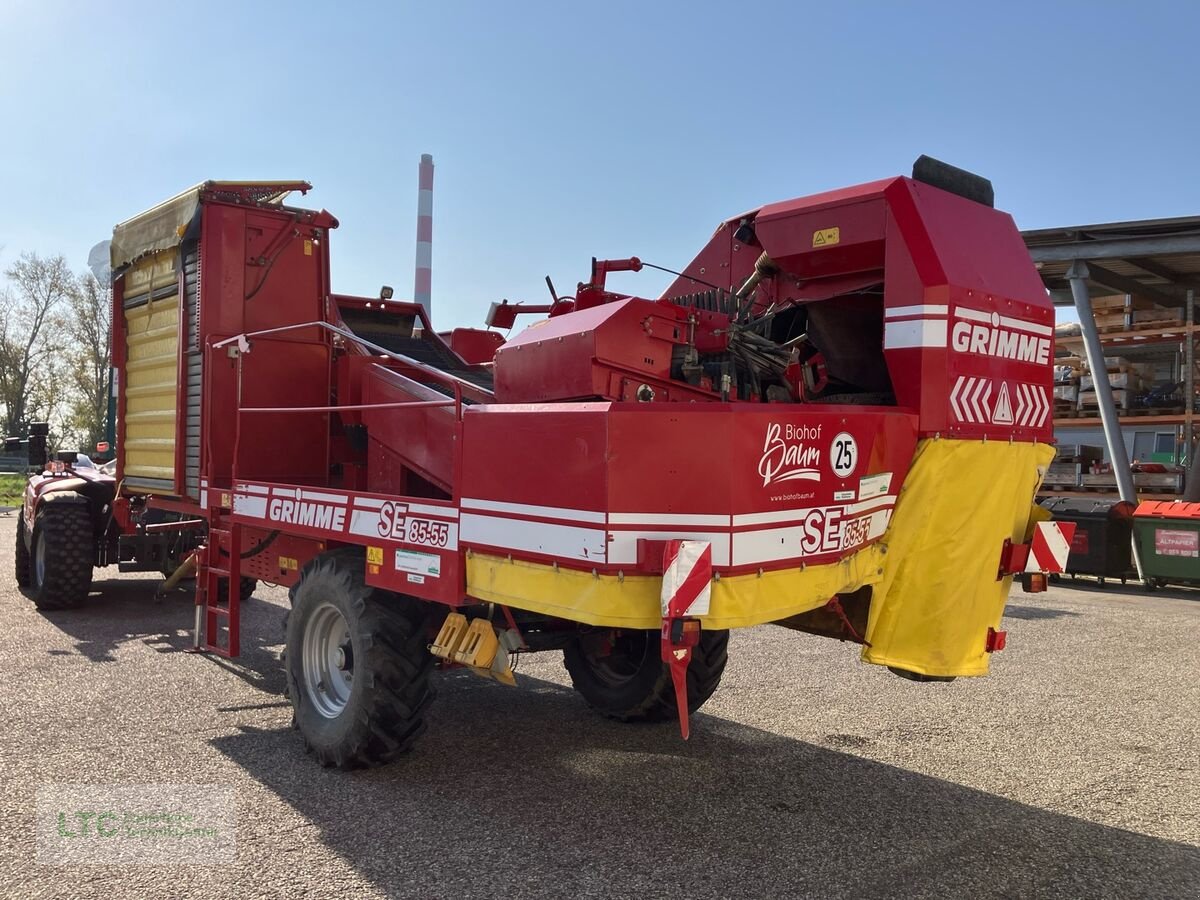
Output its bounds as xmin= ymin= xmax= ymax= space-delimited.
xmin=563 ymin=627 xmax=729 ymax=723
xmin=14 ymin=513 xmax=31 ymax=588
xmin=285 ymin=552 xmax=436 ymax=768
xmin=218 ymin=577 xmax=258 ymax=605
xmin=28 ymin=502 xmax=94 ymax=610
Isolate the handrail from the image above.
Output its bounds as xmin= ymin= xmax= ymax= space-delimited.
xmin=212 ymin=320 xmax=493 ymax=400
xmin=239 ymin=399 xmax=454 ymax=414
xmin=218 ymin=321 xmax=471 ymax=499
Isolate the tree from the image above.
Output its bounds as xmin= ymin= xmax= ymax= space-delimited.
xmin=0 ymin=252 xmax=72 ymax=436
xmin=63 ymin=273 xmax=111 ymax=451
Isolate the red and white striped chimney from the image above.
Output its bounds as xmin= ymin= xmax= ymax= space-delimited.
xmin=414 ymin=153 xmax=434 ymax=317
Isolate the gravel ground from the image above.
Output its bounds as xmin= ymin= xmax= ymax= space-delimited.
xmin=0 ymin=512 xmax=1197 ymax=899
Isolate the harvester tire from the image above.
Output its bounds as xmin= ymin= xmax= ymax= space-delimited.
xmin=564 ymin=627 xmax=729 ymax=723
xmin=218 ymin=577 xmax=258 ymax=605
xmin=285 ymin=552 xmax=436 ymax=768
xmin=28 ymin=502 xmax=94 ymax=610
xmin=14 ymin=513 xmax=31 ymax=588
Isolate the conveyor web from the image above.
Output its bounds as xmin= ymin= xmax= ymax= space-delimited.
xmin=338 ymin=306 xmax=495 ymax=392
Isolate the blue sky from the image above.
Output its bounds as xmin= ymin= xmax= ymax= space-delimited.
xmin=1 ymin=1 xmax=1196 ymax=329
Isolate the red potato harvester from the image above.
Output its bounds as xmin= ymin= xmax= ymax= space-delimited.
xmin=15 ymin=159 xmax=1071 ymax=766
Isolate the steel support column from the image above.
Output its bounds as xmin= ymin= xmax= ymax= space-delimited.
xmin=1066 ymin=260 xmax=1144 ymax=578
xmin=1183 ymin=289 xmax=1200 ymax=501
xmin=1067 ymin=261 xmax=1137 ymax=500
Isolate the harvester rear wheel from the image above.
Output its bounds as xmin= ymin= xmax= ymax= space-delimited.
xmin=217 ymin=576 xmax=258 ymax=605
xmin=28 ymin=502 xmax=94 ymax=610
xmin=285 ymin=552 xmax=437 ymax=768
xmin=563 ymin=627 xmax=729 ymax=723
xmin=14 ymin=513 xmax=31 ymax=588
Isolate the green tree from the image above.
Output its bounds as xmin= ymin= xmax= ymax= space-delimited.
xmin=0 ymin=252 xmax=71 ymax=436
xmin=64 ymin=272 xmax=111 ymax=451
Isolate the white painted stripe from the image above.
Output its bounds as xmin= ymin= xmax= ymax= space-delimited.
xmin=407 ymin=502 xmax=459 ymax=520
xmin=272 ymin=487 xmax=297 ymax=499
xmin=233 ymin=494 xmax=268 ymax=519
xmin=953 ymin=307 xmax=990 ymax=324
xmin=298 ymin=489 xmax=348 ymax=505
xmin=200 ymin=489 xmax=208 ymax=508
xmin=954 ymin=307 xmax=1053 ymax=337
xmin=236 ymin=483 xmax=269 ymax=495
xmin=1000 ymin=314 xmax=1052 ymax=337
xmin=353 ymin=496 xmax=386 ymax=509
xmin=461 ymin=497 xmax=606 ymax=525
xmin=733 ymin=508 xmax=817 ymax=527
xmin=608 ymin=512 xmax=730 ymax=527
xmin=732 ymin=525 xmax=805 ymax=566
xmin=845 ymin=495 xmax=897 ymax=516
xmin=461 ymin=513 xmax=607 ymax=563
xmin=732 ymin=496 xmax=896 ymax=527
xmin=885 ymin=304 xmax=949 ymax=319
xmin=608 ymin=530 xmax=731 ymax=567
xmin=867 ymin=508 xmax=892 ymax=540
xmin=348 ymin=509 xmax=382 ymax=539
xmin=884 ymin=318 xmax=947 ymax=349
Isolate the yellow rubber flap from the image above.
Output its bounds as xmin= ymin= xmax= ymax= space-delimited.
xmin=862 ymin=438 xmax=1054 ymax=677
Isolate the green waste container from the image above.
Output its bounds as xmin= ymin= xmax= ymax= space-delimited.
xmin=1132 ymin=500 xmax=1200 ymax=586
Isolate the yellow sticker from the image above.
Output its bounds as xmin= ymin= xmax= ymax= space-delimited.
xmin=812 ymin=227 xmax=840 ymax=248
xmin=366 ymin=546 xmax=384 ymax=565
xmin=303 ymin=239 xmax=313 ymax=256
xmin=220 ymin=493 xmax=232 ymax=509
xmin=278 ymin=556 xmax=298 ymax=571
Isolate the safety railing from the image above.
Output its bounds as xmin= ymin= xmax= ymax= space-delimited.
xmin=209 ymin=319 xmax=483 ymax=493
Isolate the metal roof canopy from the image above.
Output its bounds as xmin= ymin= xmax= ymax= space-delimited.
xmin=1022 ymin=216 xmax=1200 ymax=532
xmin=1023 ymin=216 xmax=1200 ymax=306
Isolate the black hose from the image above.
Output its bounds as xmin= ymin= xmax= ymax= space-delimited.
xmin=218 ymin=529 xmax=282 ymax=560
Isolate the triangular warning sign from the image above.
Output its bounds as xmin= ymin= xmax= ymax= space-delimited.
xmin=814 ymin=232 xmax=825 ymax=245
xmin=992 ymin=382 xmax=1014 ymax=424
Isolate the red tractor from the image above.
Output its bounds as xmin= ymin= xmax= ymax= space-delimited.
xmin=15 ymin=161 xmax=1068 ymax=766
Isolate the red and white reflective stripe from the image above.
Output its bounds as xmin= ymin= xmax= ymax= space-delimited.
xmin=661 ymin=540 xmax=712 ymax=617
xmin=1026 ymin=521 xmax=1074 ymax=573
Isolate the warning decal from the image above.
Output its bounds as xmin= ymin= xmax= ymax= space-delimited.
xmin=812 ymin=227 xmax=840 ymax=248
xmin=992 ymin=383 xmax=1014 ymax=424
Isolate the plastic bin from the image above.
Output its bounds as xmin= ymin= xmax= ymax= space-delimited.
xmin=1039 ymin=497 xmax=1136 ymax=578
xmin=1132 ymin=500 xmax=1200 ymax=585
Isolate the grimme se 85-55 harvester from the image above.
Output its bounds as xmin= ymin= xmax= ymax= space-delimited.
xmin=16 ymin=158 xmax=1067 ymax=766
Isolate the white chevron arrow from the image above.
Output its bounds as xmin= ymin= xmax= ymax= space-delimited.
xmin=950 ymin=376 xmax=967 ymax=422
xmin=1035 ymin=385 xmax=1049 ymax=426
xmin=970 ymin=379 xmax=989 ymax=423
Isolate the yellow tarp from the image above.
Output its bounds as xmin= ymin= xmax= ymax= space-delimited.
xmin=467 ymin=542 xmax=888 ymax=631
xmin=861 ymin=438 xmax=1054 ymax=677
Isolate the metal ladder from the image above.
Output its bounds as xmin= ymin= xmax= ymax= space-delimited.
xmin=193 ymin=517 xmax=242 ymax=658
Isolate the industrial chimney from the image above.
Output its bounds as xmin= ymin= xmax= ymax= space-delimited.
xmin=414 ymin=153 xmax=434 ymax=317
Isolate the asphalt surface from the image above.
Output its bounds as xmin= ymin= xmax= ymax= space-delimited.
xmin=1 ymin=512 xmax=1197 ymax=899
